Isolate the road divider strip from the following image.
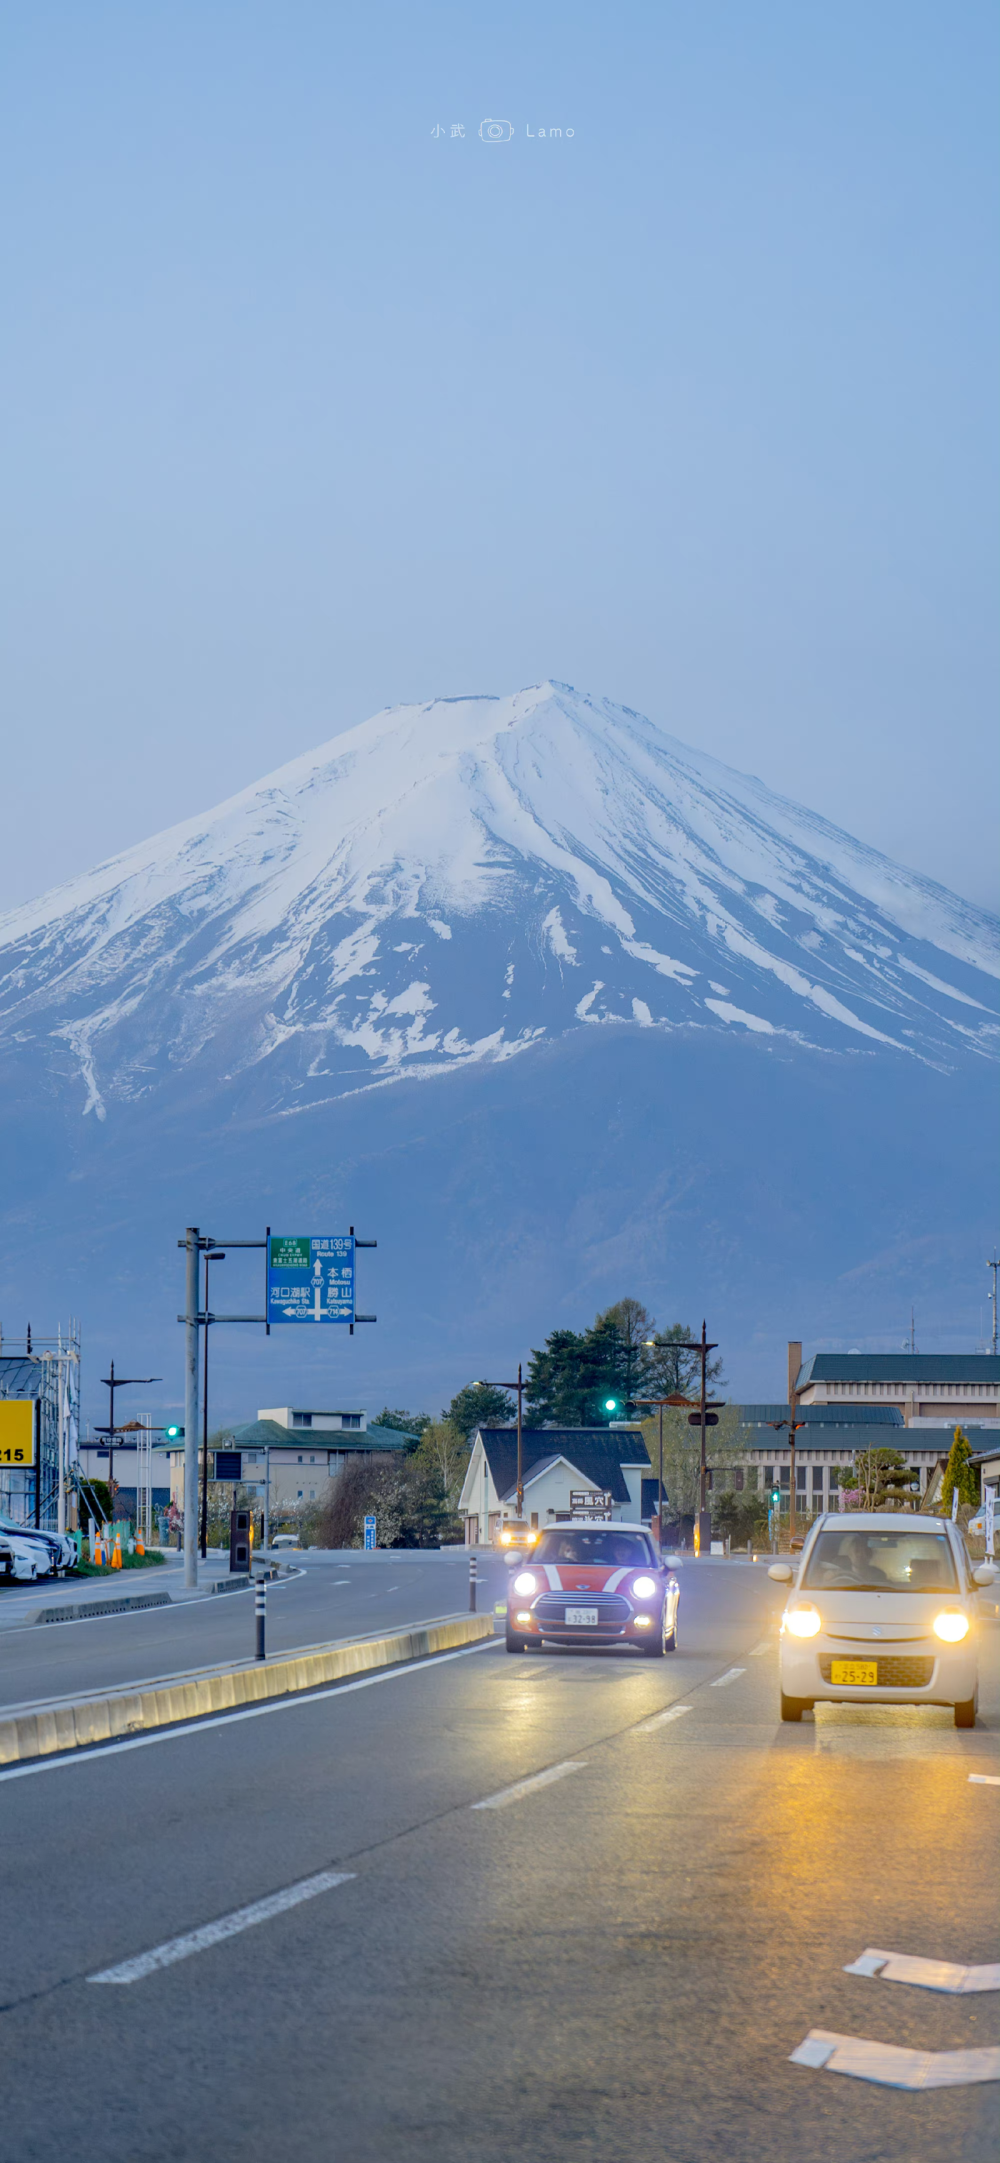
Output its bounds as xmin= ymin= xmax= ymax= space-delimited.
xmin=844 ymin=1948 xmax=1000 ymax=1993
xmin=0 ymin=1612 xmax=494 ymax=1768
xmin=790 ymin=2029 xmax=1000 ymax=2089
xmin=89 ymin=1869 xmax=356 ymax=1984
xmin=472 ymin=1761 xmax=586 ymax=1811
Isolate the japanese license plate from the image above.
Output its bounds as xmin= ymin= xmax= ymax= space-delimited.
xmin=830 ymin=1658 xmax=878 ymax=1686
xmin=564 ymin=1607 xmax=599 ymax=1626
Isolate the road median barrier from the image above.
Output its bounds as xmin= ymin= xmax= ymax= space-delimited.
xmin=0 ymin=1611 xmax=494 ymax=1766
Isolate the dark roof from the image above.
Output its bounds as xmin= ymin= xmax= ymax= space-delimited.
xmin=797 ymin=1354 xmax=1000 ymax=1387
xmin=367 ymin=1422 xmax=419 ymax=1448
xmin=475 ymin=1426 xmax=650 ymax=1507
xmin=739 ymin=1403 xmax=904 ymax=1427
xmin=225 ymin=1418 xmax=405 ymax=1452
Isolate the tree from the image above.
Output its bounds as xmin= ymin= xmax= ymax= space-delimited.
xmin=315 ymin=1455 xmax=448 ymax=1549
xmin=941 ymin=1427 xmax=979 ymax=1512
xmin=411 ymin=1421 xmax=470 ymax=1509
xmin=640 ymin=1403 xmax=742 ymax=1528
xmin=370 ymin=1407 xmax=431 ymax=1440
xmin=835 ymin=1448 xmax=916 ymax=1510
xmin=711 ymin=1489 xmax=769 ymax=1545
xmin=445 ymin=1381 xmax=514 ymax=1438
xmin=527 ymin=1304 xmax=726 ymax=1427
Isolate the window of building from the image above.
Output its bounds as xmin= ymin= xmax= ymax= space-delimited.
xmin=294 ymin=1411 xmax=312 ymax=1427
xmin=780 ymin=1465 xmax=790 ymax=1488
xmin=796 ymin=1466 xmax=807 ymax=1489
xmin=812 ymin=1467 xmax=824 ymax=1491
xmin=764 ymin=1465 xmax=774 ymax=1487
xmin=341 ymin=1414 xmax=362 ymax=1430
xmin=734 ymin=1467 xmax=744 ymax=1491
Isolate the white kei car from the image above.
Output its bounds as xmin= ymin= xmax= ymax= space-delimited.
xmin=769 ymin=1512 xmax=998 ymax=1728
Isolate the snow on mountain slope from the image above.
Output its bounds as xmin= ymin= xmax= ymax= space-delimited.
xmin=0 ymin=682 xmax=996 ymax=1122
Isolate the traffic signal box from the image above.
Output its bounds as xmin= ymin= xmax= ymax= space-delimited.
xmin=230 ymin=1507 xmax=252 ymax=1573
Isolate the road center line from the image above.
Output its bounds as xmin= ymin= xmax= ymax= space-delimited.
xmin=969 ymin=1773 xmax=1000 ymax=1786
xmin=710 ymin=1667 xmax=746 ymax=1688
xmin=844 ymin=1948 xmax=1000 ymax=1993
xmin=638 ymin=1704 xmax=693 ymax=1732
xmin=89 ymin=1869 xmax=356 ymax=1985
xmin=471 ymin=1761 xmax=586 ymax=1810
xmin=0 ymin=1638 xmax=501 ymax=1785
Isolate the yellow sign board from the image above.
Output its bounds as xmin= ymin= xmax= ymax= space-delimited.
xmin=0 ymin=1400 xmax=36 ymax=1467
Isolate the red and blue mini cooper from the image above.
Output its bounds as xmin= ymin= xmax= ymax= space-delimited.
xmin=505 ymin=1523 xmax=680 ymax=1655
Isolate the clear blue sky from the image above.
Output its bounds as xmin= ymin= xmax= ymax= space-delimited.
xmin=2 ymin=1 xmax=997 ymax=908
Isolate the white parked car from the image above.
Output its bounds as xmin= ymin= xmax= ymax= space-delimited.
xmin=0 ymin=1531 xmax=42 ymax=1583
xmin=0 ymin=1513 xmax=73 ymax=1577
xmin=770 ymin=1513 xmax=998 ymax=1728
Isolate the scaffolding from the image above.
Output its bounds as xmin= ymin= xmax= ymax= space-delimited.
xmin=0 ymin=1322 xmax=81 ymax=1532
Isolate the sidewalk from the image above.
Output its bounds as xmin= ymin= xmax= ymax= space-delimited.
xmin=0 ymin=1554 xmax=269 ymax=1631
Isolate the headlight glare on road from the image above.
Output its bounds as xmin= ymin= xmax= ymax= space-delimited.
xmin=933 ymin=1610 xmax=970 ymax=1642
xmin=513 ymin=1571 xmax=536 ymax=1595
xmin=784 ymin=1604 xmax=821 ymax=1638
xmin=631 ymin=1576 xmax=657 ymax=1599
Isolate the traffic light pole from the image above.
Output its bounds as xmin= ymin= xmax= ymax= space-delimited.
xmin=183 ymin=1228 xmax=201 ymax=1590
xmin=480 ymin=1366 xmax=526 ymax=1517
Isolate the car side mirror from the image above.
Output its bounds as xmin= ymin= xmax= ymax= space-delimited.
xmin=767 ymin=1562 xmax=793 ymax=1582
xmin=973 ymin=1563 xmax=999 ymax=1586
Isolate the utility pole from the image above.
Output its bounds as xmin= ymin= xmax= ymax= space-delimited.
xmin=480 ymin=1367 xmax=526 ymax=1517
xmin=768 ymin=1415 xmax=808 ymax=1538
xmin=95 ymin=1359 xmax=160 ymax=1494
xmin=200 ymin=1248 xmax=227 ymax=1559
xmin=183 ymin=1228 xmax=201 ymax=1590
xmin=989 ymin=1255 xmax=1000 ymax=1356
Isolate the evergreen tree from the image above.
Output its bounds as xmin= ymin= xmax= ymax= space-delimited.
xmin=526 ymin=1302 xmax=725 ymax=1425
xmin=445 ymin=1381 xmax=514 ymax=1438
xmin=370 ymin=1407 xmax=431 ymax=1440
xmin=941 ymin=1427 xmax=979 ymax=1512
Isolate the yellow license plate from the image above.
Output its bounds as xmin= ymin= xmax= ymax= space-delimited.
xmin=830 ymin=1659 xmax=878 ymax=1686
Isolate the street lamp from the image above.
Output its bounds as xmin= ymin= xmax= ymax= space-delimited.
xmin=478 ymin=1367 xmax=527 ymax=1518
xmin=200 ymin=1250 xmax=226 ymax=1559
xmin=95 ymin=1361 xmax=161 ymax=1491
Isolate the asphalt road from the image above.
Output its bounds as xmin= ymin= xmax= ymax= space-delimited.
xmin=0 ymin=1549 xmax=479 ymax=1708
xmin=0 ymin=1559 xmax=997 ymax=2163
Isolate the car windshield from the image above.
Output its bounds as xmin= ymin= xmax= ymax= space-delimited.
xmin=802 ymin=1528 xmax=958 ymax=1593
xmin=532 ymin=1529 xmax=652 ymax=1567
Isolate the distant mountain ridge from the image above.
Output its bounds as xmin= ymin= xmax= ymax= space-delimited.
xmin=0 ymin=682 xmax=995 ymax=1127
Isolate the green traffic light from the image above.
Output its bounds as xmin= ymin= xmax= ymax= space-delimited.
xmin=604 ymin=1398 xmax=618 ymax=1413
xmin=165 ymin=1423 xmax=184 ymax=1440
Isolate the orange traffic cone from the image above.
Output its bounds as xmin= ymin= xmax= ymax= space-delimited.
xmin=135 ymin=1526 xmax=145 ymax=1556
xmin=111 ymin=1529 xmax=122 ymax=1569
xmin=93 ymin=1529 xmax=104 ymax=1566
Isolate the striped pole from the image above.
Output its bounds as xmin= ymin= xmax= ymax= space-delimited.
xmin=255 ymin=1578 xmax=266 ymax=1661
xmin=469 ymin=1550 xmax=477 ymax=1613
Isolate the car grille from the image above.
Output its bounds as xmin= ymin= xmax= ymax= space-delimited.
xmin=534 ymin=1592 xmax=631 ymax=1629
xmin=820 ymin=1656 xmax=934 ymax=1688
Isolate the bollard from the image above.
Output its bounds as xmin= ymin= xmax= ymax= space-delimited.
xmin=469 ymin=1550 xmax=477 ymax=1613
xmin=255 ymin=1577 xmax=266 ymax=1661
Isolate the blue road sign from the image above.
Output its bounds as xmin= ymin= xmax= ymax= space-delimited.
xmin=267 ymin=1235 xmax=355 ymax=1325
xmin=364 ymin=1513 xmax=377 ymax=1551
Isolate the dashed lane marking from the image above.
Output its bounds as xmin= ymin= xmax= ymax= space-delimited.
xmin=749 ymin=1641 xmax=772 ymax=1656
xmin=710 ymin=1667 xmax=746 ymax=1688
xmin=969 ymin=1773 xmax=1000 ymax=1785
xmin=471 ymin=1761 xmax=586 ymax=1810
xmin=790 ymin=2030 xmax=1000 ymax=2089
xmin=844 ymin=1948 xmax=1000 ymax=1993
xmin=89 ymin=1869 xmax=356 ymax=1984
xmin=637 ymin=1704 xmax=693 ymax=1732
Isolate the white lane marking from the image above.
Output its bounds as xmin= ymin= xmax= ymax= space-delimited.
xmin=0 ymin=1639 xmax=501 ymax=1785
xmin=89 ymin=1868 xmax=355 ymax=1984
xmin=710 ymin=1667 xmax=746 ymax=1688
xmin=471 ymin=1761 xmax=586 ymax=1811
xmin=638 ymin=1704 xmax=693 ymax=1732
xmin=969 ymin=1773 xmax=1000 ymax=1786
xmin=749 ymin=1641 xmax=772 ymax=1656
xmin=844 ymin=1949 xmax=1000 ymax=1994
xmin=790 ymin=2029 xmax=1000 ymax=2089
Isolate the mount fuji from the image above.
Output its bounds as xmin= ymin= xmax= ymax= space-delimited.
xmin=0 ymin=683 xmax=996 ymax=1416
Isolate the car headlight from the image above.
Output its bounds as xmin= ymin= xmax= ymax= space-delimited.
xmin=631 ymin=1576 xmax=657 ymax=1599
xmin=933 ymin=1611 xmax=970 ymax=1643
xmin=500 ymin=1531 xmax=512 ymax=1545
xmin=784 ymin=1604 xmax=821 ymax=1638
xmin=513 ymin=1571 xmax=537 ymax=1596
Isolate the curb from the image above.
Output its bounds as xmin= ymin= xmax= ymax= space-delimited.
xmin=0 ymin=1612 xmax=494 ymax=1766
xmin=29 ymin=1590 xmax=172 ymax=1626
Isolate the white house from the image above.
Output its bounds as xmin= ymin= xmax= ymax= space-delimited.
xmin=459 ymin=1425 xmax=654 ymax=1544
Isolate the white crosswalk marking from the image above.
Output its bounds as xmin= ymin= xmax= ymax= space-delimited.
xmin=844 ymin=1948 xmax=1000 ymax=1993
xmin=791 ymin=2030 xmax=1000 ymax=2089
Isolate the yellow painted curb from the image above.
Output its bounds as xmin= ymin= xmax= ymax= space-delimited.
xmin=0 ymin=1612 xmax=494 ymax=1766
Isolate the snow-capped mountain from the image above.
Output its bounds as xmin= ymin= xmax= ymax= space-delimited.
xmin=0 ymin=683 xmax=995 ymax=1125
